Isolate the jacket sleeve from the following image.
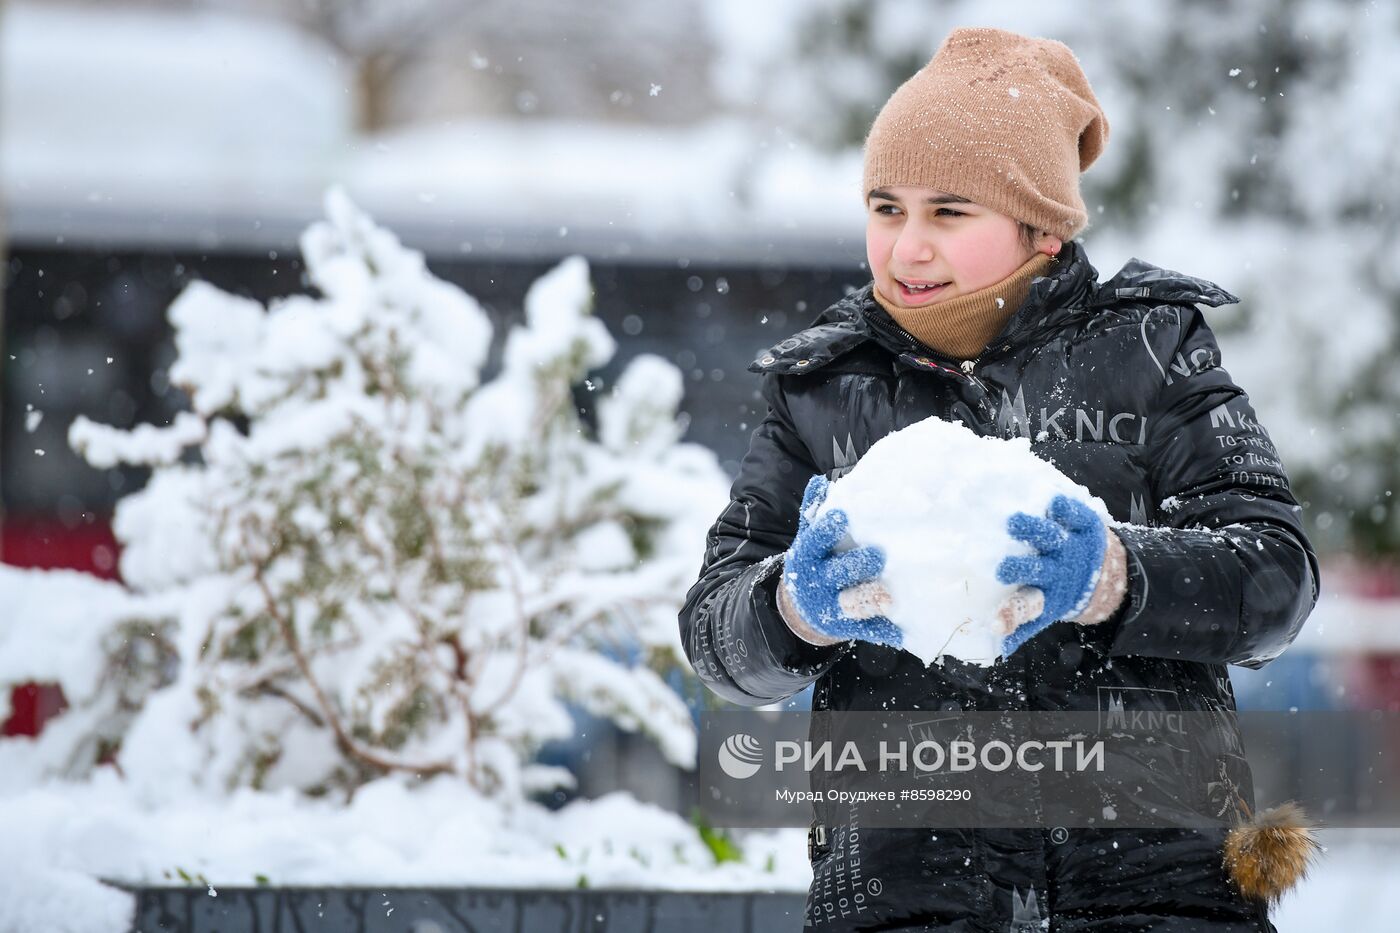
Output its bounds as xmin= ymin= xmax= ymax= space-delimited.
xmin=1108 ymin=307 xmax=1319 ymax=669
xmin=678 ymin=373 xmax=845 ymax=706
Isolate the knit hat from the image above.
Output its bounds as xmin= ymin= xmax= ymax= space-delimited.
xmin=861 ymin=27 xmax=1109 ymax=239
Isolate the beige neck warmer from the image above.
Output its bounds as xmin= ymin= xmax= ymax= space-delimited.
xmin=871 ymin=252 xmax=1054 ymax=360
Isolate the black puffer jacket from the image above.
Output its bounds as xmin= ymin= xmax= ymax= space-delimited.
xmin=679 ymin=242 xmax=1318 ymax=932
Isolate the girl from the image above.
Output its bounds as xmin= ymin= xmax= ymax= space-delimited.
xmin=680 ymin=27 xmax=1318 ymax=932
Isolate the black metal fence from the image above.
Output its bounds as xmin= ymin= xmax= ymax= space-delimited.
xmin=126 ymin=886 xmax=808 ymax=933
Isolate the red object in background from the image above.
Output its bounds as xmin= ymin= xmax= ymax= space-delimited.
xmin=1356 ymin=657 xmax=1400 ymax=712
xmin=2 ymin=512 xmax=121 ymax=580
xmin=1326 ymin=557 xmax=1400 ymax=710
xmin=1328 ymin=554 xmax=1400 ymax=599
xmin=1 ymin=512 xmax=117 ymax=736
xmin=2 ymin=683 xmax=68 ymax=737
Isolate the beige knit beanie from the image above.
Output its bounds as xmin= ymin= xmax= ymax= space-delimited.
xmin=861 ymin=27 xmax=1109 ymax=239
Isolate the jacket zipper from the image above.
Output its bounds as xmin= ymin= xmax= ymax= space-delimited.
xmin=881 ymin=322 xmax=978 ymax=373
xmin=901 ymin=334 xmax=990 ymax=384
xmin=902 ymin=312 xmax=1064 ymax=382
xmin=877 ymin=307 xmax=1015 ymax=379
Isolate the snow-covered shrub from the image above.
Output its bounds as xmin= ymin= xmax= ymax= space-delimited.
xmin=47 ymin=189 xmax=726 ymax=798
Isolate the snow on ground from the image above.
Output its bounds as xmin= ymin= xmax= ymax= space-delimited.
xmin=0 ymin=770 xmax=811 ymax=891
xmin=0 ymin=848 xmax=132 ymax=933
xmin=0 ymin=770 xmax=1395 ymax=931
xmin=0 ymin=770 xmax=810 ymax=932
xmin=0 ymin=2 xmax=350 ymax=220
xmin=346 ymin=116 xmax=858 ymax=239
xmin=816 ymin=416 xmax=1111 ymax=665
xmin=1272 ymin=829 xmax=1400 ymax=931
xmin=0 ymin=3 xmax=866 ymax=262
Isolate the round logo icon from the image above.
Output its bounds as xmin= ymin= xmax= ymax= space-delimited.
xmin=867 ymin=878 xmax=883 ymax=897
xmin=1050 ymin=826 xmax=1069 ymax=845
xmin=717 ymin=733 xmax=764 ymax=780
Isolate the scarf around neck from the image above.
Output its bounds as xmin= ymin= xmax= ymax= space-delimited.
xmin=871 ymin=252 xmax=1055 ymax=360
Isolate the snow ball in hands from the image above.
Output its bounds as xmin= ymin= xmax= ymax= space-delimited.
xmin=812 ymin=416 xmax=1111 ymax=666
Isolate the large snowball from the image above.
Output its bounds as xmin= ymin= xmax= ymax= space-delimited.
xmin=814 ymin=416 xmax=1110 ymax=667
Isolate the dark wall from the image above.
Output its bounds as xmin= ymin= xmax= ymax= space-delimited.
xmin=2 ymin=244 xmax=867 ymax=558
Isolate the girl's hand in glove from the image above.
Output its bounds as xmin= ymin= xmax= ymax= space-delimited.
xmin=776 ymin=475 xmax=900 ymax=648
xmin=995 ymin=494 xmax=1127 ymax=656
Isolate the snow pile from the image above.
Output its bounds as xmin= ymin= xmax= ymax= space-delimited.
xmin=0 ymin=769 xmax=811 ymax=930
xmin=0 ymin=843 xmax=132 ymax=933
xmin=0 ymin=772 xmax=810 ymax=898
xmin=816 ymin=417 xmax=1110 ymax=666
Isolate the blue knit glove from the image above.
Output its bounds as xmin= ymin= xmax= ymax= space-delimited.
xmin=780 ymin=475 xmax=902 ymax=648
xmin=996 ymin=495 xmax=1108 ymax=656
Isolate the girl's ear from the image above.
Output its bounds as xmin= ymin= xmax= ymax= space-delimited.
xmin=1036 ymin=231 xmax=1064 ymax=257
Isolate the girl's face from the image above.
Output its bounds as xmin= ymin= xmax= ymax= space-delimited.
xmin=865 ymin=185 xmax=1061 ymax=307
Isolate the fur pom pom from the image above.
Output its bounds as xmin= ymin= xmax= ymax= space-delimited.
xmin=1223 ymin=801 xmax=1321 ymax=906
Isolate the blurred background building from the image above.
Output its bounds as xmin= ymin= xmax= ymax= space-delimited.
xmin=3 ymin=0 xmax=1400 ymax=822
